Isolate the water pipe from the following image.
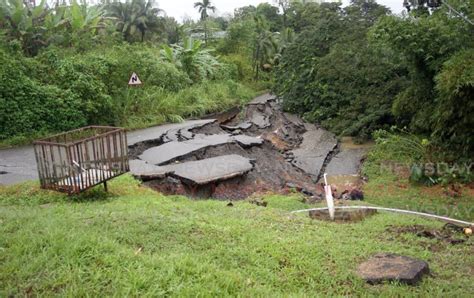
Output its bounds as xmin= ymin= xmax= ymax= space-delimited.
xmin=291 ymin=206 xmax=474 ymax=227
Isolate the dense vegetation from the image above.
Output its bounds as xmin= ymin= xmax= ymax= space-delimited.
xmin=1 ymin=0 xmax=473 ymax=160
xmin=0 ymin=0 xmax=260 ymax=144
xmin=274 ymin=0 xmax=473 ymax=157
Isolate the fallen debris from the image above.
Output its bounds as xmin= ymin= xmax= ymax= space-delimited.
xmin=139 ymin=134 xmax=262 ymax=165
xmin=290 ymin=125 xmax=337 ymax=178
xmin=357 ymin=253 xmax=430 ymax=285
xmin=340 ymin=188 xmax=364 ymax=200
xmin=221 ymin=122 xmax=252 ymax=131
xmin=167 ymin=155 xmax=254 ymax=186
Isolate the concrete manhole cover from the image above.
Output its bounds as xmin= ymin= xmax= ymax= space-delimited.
xmin=357 ymin=253 xmax=430 ymax=285
xmin=309 ymin=208 xmax=377 ymax=223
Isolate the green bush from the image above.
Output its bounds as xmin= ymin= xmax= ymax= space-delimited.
xmin=0 ymin=50 xmax=85 ymax=139
xmin=274 ymin=1 xmax=403 ymax=141
xmin=105 ymin=45 xmax=191 ymax=92
xmin=0 ymin=42 xmax=256 ymax=142
xmin=433 ymin=49 xmax=474 ymax=155
xmin=219 ymin=54 xmax=253 ymax=82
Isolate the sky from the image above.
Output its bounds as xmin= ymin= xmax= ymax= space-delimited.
xmin=159 ymin=0 xmax=406 ymax=21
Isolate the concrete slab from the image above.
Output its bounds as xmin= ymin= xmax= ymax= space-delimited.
xmin=357 ymin=253 xmax=430 ymax=285
xmin=325 ymin=148 xmax=368 ymax=176
xmin=127 ymin=119 xmax=215 ymax=146
xmin=248 ymin=93 xmax=275 ymax=105
xmin=167 ymin=155 xmax=254 ymax=185
xmin=283 ymin=113 xmax=304 ymax=127
xmin=129 ymin=159 xmax=168 ymax=180
xmin=249 ymin=112 xmax=271 ymax=129
xmin=139 ymin=134 xmax=262 ymax=166
xmin=221 ymin=122 xmax=253 ymax=131
xmin=232 ymin=135 xmax=264 ymax=147
xmin=290 ymin=127 xmax=337 ymax=177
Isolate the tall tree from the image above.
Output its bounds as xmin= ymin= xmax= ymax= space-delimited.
xmin=194 ymin=0 xmax=216 ymax=20
xmin=107 ymin=0 xmax=163 ymax=42
xmin=193 ymin=0 xmax=216 ymax=45
xmin=253 ymin=15 xmax=277 ymax=80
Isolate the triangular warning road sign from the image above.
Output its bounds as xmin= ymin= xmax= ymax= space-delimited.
xmin=128 ymin=72 xmax=142 ymax=86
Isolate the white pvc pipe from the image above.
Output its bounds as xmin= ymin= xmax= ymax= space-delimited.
xmin=291 ymin=206 xmax=474 ymax=227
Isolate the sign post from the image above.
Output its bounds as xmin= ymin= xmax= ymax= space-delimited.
xmin=128 ymin=72 xmax=142 ymax=86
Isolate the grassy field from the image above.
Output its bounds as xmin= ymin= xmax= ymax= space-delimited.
xmin=1 ymin=172 xmax=473 ymax=296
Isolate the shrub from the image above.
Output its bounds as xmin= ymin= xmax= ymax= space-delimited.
xmin=0 ymin=50 xmax=85 ymax=139
xmin=433 ymin=49 xmax=474 ymax=155
xmin=220 ymin=54 xmax=253 ymax=81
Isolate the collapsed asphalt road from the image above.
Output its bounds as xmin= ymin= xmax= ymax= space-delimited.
xmin=129 ymin=94 xmax=370 ymax=199
xmin=1 ymin=93 xmax=370 ymax=199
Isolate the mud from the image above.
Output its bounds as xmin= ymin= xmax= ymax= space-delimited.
xmin=129 ymin=93 xmax=368 ymax=199
xmin=387 ymin=224 xmax=470 ymax=245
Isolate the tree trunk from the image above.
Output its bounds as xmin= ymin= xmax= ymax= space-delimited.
xmin=204 ymin=21 xmax=208 ymax=46
xmin=254 ymin=45 xmax=260 ymax=81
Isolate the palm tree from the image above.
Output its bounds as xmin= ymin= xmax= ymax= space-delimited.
xmin=193 ymin=0 xmax=216 ymax=21
xmin=193 ymin=0 xmax=215 ymax=45
xmin=161 ymin=37 xmax=221 ymax=83
xmin=107 ymin=0 xmax=163 ymax=42
xmin=253 ymin=14 xmax=278 ymax=81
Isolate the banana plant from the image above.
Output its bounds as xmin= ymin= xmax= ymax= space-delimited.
xmin=0 ymin=0 xmax=48 ymax=55
xmin=160 ymin=37 xmax=221 ymax=83
xmin=66 ymin=0 xmax=104 ymax=33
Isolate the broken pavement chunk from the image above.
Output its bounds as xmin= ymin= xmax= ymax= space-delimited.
xmin=248 ymin=93 xmax=276 ymax=105
xmin=127 ymin=119 xmax=216 ymax=147
xmin=290 ymin=126 xmax=337 ymax=177
xmin=167 ymin=155 xmax=254 ymax=185
xmin=357 ymin=253 xmax=430 ymax=285
xmin=129 ymin=159 xmax=169 ymax=180
xmin=139 ymin=134 xmax=262 ymax=166
xmin=221 ymin=122 xmax=253 ymax=131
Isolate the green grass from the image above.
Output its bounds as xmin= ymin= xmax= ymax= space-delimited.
xmin=361 ymin=132 xmax=474 ymax=221
xmin=1 ymin=175 xmax=473 ymax=296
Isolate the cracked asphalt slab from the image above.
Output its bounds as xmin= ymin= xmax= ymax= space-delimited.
xmin=0 ymin=120 xmax=218 ymax=186
xmin=130 ymin=94 xmax=369 ymax=199
xmin=0 ymin=94 xmax=370 ymax=196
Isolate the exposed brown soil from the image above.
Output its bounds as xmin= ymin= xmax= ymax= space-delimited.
xmin=130 ymin=94 xmax=367 ymax=199
xmin=386 ymin=224 xmax=470 ymax=245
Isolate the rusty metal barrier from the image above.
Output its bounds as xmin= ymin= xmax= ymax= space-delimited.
xmin=33 ymin=126 xmax=129 ymax=194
